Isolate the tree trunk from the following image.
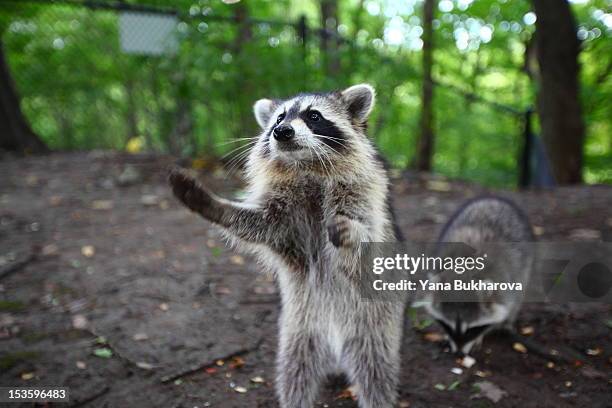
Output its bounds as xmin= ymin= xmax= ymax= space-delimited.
xmin=320 ymin=0 xmax=341 ymax=78
xmin=0 ymin=39 xmax=47 ymax=154
xmin=532 ymin=0 xmax=584 ymax=184
xmin=414 ymin=0 xmax=435 ymax=171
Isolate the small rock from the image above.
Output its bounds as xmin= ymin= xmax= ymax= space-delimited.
xmin=140 ymin=195 xmax=159 ymax=206
xmin=117 ymin=165 xmax=141 ymax=186
xmin=133 ymin=333 xmax=149 ymax=341
xmin=72 ymin=314 xmax=89 ymax=330
xmin=76 ymin=361 xmax=86 ymax=369
xmin=461 ymin=355 xmax=476 ymax=368
xmin=472 ymin=381 xmax=507 ymax=403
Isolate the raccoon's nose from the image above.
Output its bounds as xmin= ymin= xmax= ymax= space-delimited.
xmin=273 ymin=125 xmax=295 ymax=142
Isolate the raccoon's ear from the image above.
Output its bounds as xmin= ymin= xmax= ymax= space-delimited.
xmin=341 ymin=83 xmax=376 ymax=122
xmin=253 ymin=98 xmax=277 ymax=129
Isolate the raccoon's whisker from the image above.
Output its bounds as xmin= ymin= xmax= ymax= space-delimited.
xmin=308 ymin=142 xmax=326 ymax=177
xmin=318 ymin=144 xmax=337 ymax=177
xmin=215 ymin=137 xmax=258 ymax=148
xmin=224 ymin=145 xmax=255 ymax=178
xmin=220 ymin=140 xmax=259 ymax=161
xmin=312 ymin=142 xmax=333 ymax=179
xmin=314 ymin=134 xmax=349 ymax=150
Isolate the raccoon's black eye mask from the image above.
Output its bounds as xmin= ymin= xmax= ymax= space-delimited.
xmin=436 ymin=319 xmax=490 ymax=345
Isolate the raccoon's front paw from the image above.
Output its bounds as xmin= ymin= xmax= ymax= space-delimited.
xmin=168 ymin=167 xmax=214 ymax=215
xmin=327 ymin=215 xmax=354 ymax=247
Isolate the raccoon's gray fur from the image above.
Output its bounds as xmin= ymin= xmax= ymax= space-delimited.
xmin=424 ymin=196 xmax=535 ymax=356
xmin=169 ymin=84 xmax=406 ymax=408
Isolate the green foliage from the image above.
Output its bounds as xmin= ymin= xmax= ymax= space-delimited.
xmin=0 ymin=0 xmax=610 ymax=186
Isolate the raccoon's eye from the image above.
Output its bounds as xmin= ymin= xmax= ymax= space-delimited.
xmin=308 ymin=110 xmax=321 ymax=122
xmin=276 ymin=113 xmax=285 ymax=125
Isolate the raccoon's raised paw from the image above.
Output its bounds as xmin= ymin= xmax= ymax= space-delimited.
xmin=327 ymin=215 xmax=355 ymax=247
xmin=167 ymin=167 xmax=214 ymax=215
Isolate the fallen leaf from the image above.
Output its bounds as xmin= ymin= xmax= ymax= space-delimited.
xmin=21 ymin=372 xmax=34 ymax=380
xmin=234 ymin=386 xmax=248 ymax=394
xmin=136 ymin=362 xmax=154 ymax=370
xmin=472 ymin=381 xmax=507 ymax=403
xmin=533 ymin=226 xmax=545 ymax=236
xmin=520 ymin=326 xmax=534 ymax=335
xmin=513 ymin=342 xmax=527 ymax=354
xmin=191 ymin=158 xmax=208 ymax=169
xmin=93 ymin=348 xmax=113 ymax=359
xmin=569 ymin=228 xmax=602 ymax=241
xmin=424 ymin=332 xmax=444 ymax=342
xmin=581 ymin=366 xmax=605 ymax=379
xmin=426 ymin=180 xmax=452 ymax=192
xmin=42 ymin=244 xmax=59 ymax=256
xmin=475 ymin=370 xmax=491 ymax=378
xmin=250 ymin=376 xmax=264 ymax=383
xmin=451 ymin=367 xmax=463 ymax=375
xmin=230 ymin=255 xmax=245 ymax=265
xmin=586 ymin=347 xmax=602 ymax=356
xmin=49 ymin=196 xmax=63 ymax=206
xmin=215 ymin=286 xmax=232 ymax=295
xmin=448 ymin=380 xmax=461 ymax=391
xmin=229 ymin=356 xmax=245 ymax=369
xmin=205 ymin=367 xmax=217 ymax=374
xmin=81 ymin=245 xmax=95 ymax=258
xmin=91 ymin=200 xmax=113 ymax=210
xmin=216 ymin=359 xmax=224 ymax=366
xmin=434 ymin=383 xmax=446 ymax=391
xmin=335 ymin=386 xmax=358 ymax=400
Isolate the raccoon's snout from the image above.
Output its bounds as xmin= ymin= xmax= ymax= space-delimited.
xmin=273 ymin=124 xmax=295 ymax=142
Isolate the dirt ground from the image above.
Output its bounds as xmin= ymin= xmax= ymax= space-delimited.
xmin=0 ymin=152 xmax=610 ymax=408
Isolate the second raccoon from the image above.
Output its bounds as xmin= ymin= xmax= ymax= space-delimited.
xmin=424 ymin=196 xmax=535 ymax=356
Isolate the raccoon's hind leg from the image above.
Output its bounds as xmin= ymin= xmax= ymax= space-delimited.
xmin=342 ymin=334 xmax=400 ymax=408
xmin=276 ymin=328 xmax=334 ymax=408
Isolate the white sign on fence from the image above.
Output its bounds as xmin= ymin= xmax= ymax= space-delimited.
xmin=119 ymin=11 xmax=178 ymax=56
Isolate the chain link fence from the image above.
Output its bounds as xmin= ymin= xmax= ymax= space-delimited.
xmin=0 ymin=0 xmax=528 ymax=187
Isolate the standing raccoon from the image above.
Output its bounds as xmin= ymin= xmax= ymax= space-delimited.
xmin=424 ymin=197 xmax=535 ymax=356
xmin=169 ymin=84 xmax=406 ymax=408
